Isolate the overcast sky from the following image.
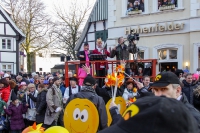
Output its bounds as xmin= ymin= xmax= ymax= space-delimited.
xmin=42 ymin=0 xmax=96 ymax=17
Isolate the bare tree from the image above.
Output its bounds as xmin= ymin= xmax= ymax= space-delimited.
xmin=3 ymin=0 xmax=56 ymax=72
xmin=52 ymin=0 xmax=93 ymax=60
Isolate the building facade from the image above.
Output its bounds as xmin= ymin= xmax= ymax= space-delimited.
xmin=106 ymin=0 xmax=200 ymax=73
xmin=0 ymin=4 xmax=25 ymax=74
xmin=75 ymin=0 xmax=108 ymax=51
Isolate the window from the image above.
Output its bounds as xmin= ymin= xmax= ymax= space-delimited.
xmin=127 ymin=0 xmax=145 ymax=15
xmin=1 ymin=39 xmax=12 ymax=50
xmin=39 ymin=68 xmax=43 ymax=71
xmin=158 ymin=0 xmax=178 ymax=10
xmin=1 ymin=64 xmax=13 ymax=73
xmin=158 ymin=48 xmax=177 ymax=60
xmin=95 ymin=30 xmax=108 ymax=42
xmin=51 ymin=54 xmax=61 ymax=57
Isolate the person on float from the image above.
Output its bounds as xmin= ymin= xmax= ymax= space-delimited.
xmin=77 ymin=42 xmax=91 ymax=86
xmin=92 ymin=38 xmax=110 ymax=87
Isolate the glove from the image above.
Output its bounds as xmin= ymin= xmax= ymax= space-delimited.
xmin=55 ymin=107 xmax=62 ymax=113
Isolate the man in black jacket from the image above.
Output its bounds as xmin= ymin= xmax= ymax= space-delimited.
xmin=109 ymin=71 xmax=200 ymax=129
xmin=140 ymin=72 xmax=200 ymax=128
xmin=66 ymin=74 xmax=108 ymax=131
xmin=110 ymin=37 xmax=133 ymax=76
xmin=182 ymin=73 xmax=198 ymax=105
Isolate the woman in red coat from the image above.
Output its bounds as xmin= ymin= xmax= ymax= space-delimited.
xmin=0 ymin=78 xmax=11 ymax=102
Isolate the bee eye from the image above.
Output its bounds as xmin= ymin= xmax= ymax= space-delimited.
xmin=73 ymin=108 xmax=80 ymax=120
xmin=80 ymin=109 xmax=88 ymax=122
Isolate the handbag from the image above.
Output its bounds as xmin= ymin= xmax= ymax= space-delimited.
xmin=25 ymin=93 xmax=36 ymax=121
xmin=25 ymin=108 xmax=36 ymax=121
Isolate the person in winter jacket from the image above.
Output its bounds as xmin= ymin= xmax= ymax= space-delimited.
xmin=0 ymin=78 xmax=11 ymax=102
xmin=193 ymin=85 xmax=200 ymax=111
xmin=4 ymin=92 xmax=28 ymax=133
xmin=109 ymin=72 xmax=200 ymax=130
xmin=44 ymin=77 xmax=63 ymax=129
xmin=66 ymin=74 xmax=108 ymax=131
xmin=30 ymin=84 xmax=47 ymax=125
xmin=16 ymin=75 xmax=30 ymax=85
xmin=148 ymin=72 xmax=200 ymax=129
xmin=182 ymin=73 xmax=198 ymax=105
xmin=17 ymin=82 xmax=27 ymax=102
xmin=122 ymin=79 xmax=138 ymax=103
xmin=8 ymin=80 xmax=19 ymax=96
xmin=22 ymin=83 xmax=38 ymax=127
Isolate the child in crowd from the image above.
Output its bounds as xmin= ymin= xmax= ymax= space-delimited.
xmin=17 ymin=82 xmax=27 ymax=102
xmin=4 ymin=92 xmax=28 ymax=133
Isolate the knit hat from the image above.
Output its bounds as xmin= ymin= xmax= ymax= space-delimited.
xmin=83 ymin=75 xmax=95 ymax=86
xmin=20 ymin=82 xmax=26 ymax=86
xmin=48 ymin=77 xmax=54 ymax=81
xmin=98 ymin=96 xmax=199 ymax=133
xmin=3 ymin=73 xmax=10 ymax=78
xmin=0 ymin=71 xmax=4 ymax=75
xmin=11 ymin=91 xmax=18 ymax=101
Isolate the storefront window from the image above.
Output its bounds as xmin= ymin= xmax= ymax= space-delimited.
xmin=169 ymin=49 xmax=177 ymax=59
xmin=158 ymin=48 xmax=177 ymax=60
xmin=158 ymin=49 xmax=167 ymax=60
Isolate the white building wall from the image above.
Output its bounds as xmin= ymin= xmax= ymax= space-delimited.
xmin=89 ymin=23 xmax=94 ymax=32
xmin=96 ymin=21 xmax=104 ymax=31
xmin=35 ymin=55 xmax=61 ymax=73
xmin=1 ymin=52 xmax=16 ymax=62
xmin=0 ymin=15 xmax=6 ymax=22
xmin=87 ymin=33 xmax=95 ymax=41
xmin=5 ymin=24 xmax=16 ymax=35
xmin=0 ymin=24 xmax=4 ymax=34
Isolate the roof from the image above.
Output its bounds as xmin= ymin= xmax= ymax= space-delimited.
xmin=74 ymin=0 xmax=108 ymax=51
xmin=0 ymin=3 xmax=26 ymax=41
xmin=51 ymin=64 xmax=76 ymax=70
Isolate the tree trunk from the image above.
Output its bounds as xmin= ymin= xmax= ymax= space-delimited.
xmin=27 ymin=52 xmax=32 ymax=73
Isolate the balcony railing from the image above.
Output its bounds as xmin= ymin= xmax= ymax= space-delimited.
xmin=64 ymin=59 xmax=157 ymax=87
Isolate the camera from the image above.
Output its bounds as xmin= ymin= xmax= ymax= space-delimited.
xmin=127 ymin=32 xmax=140 ymax=42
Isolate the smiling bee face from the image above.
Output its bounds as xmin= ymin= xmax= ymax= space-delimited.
xmin=64 ymin=98 xmax=99 ymax=133
xmin=106 ymin=97 xmax=126 ymax=126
